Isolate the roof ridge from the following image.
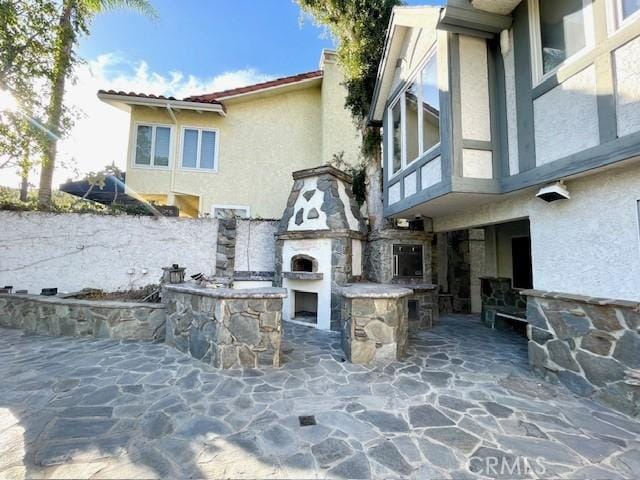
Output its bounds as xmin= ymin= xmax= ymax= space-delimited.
xmin=184 ymin=70 xmax=323 ymax=102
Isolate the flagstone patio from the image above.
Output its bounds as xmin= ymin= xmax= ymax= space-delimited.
xmin=0 ymin=315 xmax=638 ymax=479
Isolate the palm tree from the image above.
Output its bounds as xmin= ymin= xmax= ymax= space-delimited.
xmin=37 ymin=0 xmax=156 ymax=208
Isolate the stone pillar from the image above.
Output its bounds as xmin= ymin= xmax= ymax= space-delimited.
xmin=337 ymin=284 xmax=412 ymax=365
xmin=215 ymin=210 xmax=238 ymax=277
xmin=468 ymin=229 xmax=485 ymax=314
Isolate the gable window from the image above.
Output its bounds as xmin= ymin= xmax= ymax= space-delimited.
xmin=181 ymin=127 xmax=218 ymax=170
xmin=387 ymin=49 xmax=440 ymax=179
xmin=530 ymin=0 xmax=594 ymax=81
xmin=134 ymin=124 xmax=171 ymax=167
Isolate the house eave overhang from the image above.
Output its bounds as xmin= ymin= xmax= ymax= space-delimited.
xmin=437 ymin=5 xmax=512 ymax=38
xmin=213 ymin=76 xmax=322 ymax=103
xmin=369 ymin=6 xmax=442 ymax=123
xmin=97 ymin=92 xmax=227 ymax=116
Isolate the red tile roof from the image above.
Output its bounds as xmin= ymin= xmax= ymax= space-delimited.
xmin=98 ymin=70 xmax=322 ymax=108
xmin=98 ymin=89 xmax=223 ymax=105
xmin=184 ymin=70 xmax=323 ymax=102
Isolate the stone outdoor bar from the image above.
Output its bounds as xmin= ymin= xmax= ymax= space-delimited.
xmin=337 ymin=283 xmax=413 ymax=364
xmin=162 ymin=283 xmax=286 ymax=369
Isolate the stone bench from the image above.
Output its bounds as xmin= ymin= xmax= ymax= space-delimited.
xmin=162 ymin=283 xmax=286 ymax=369
xmin=336 ymin=283 xmax=413 ymax=365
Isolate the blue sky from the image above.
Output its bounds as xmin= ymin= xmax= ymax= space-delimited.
xmin=79 ymin=0 xmax=442 ymax=83
xmin=2 ymin=0 xmax=443 ymax=187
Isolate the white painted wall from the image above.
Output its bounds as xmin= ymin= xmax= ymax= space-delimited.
xmin=534 ymin=66 xmax=599 ymax=166
xmin=234 ymin=220 xmax=278 ymax=272
xmin=432 ymin=162 xmax=640 ymax=301
xmin=462 ymin=149 xmax=493 ymax=179
xmin=389 ymin=182 xmax=401 ymax=205
xmin=404 ymin=172 xmax=417 ymax=197
xmin=421 ymin=156 xmax=442 ymax=188
xmin=281 ymin=239 xmax=333 ymax=330
xmin=0 ymin=212 xmax=219 ymax=294
xmin=459 ymin=35 xmax=491 ymax=142
xmin=614 ymin=36 xmax=640 ymax=137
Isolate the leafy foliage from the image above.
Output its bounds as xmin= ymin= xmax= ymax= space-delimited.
xmin=37 ymin=0 xmax=157 ymax=208
xmin=0 ymin=0 xmax=58 ymax=177
xmin=297 ymin=0 xmax=400 ymax=230
xmin=297 ymin=0 xmax=400 ymax=128
xmin=329 ymin=152 xmax=367 ymax=206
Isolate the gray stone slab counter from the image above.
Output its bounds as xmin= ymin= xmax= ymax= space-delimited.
xmin=162 ymin=283 xmax=286 ymax=369
xmin=0 ymin=293 xmax=166 ymax=340
xmin=337 ymin=283 xmax=413 ymax=365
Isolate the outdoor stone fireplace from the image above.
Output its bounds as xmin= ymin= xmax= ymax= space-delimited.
xmin=274 ymin=165 xmax=367 ymax=330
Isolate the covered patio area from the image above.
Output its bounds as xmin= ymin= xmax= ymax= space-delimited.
xmin=0 ymin=315 xmax=638 ymax=479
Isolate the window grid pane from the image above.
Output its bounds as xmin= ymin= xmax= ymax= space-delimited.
xmin=391 ymin=101 xmax=402 ymax=175
xmin=622 ymin=0 xmax=640 ymax=19
xmin=135 ymin=125 xmax=152 ymax=165
xmin=154 ymin=127 xmax=170 ymax=167
xmin=539 ymin=0 xmax=586 ymax=74
xmin=405 ymin=82 xmax=420 ymax=165
xmin=200 ymin=131 xmax=216 ymax=169
xmin=182 ymin=129 xmax=199 ymax=168
xmin=421 ymin=55 xmax=440 ymax=154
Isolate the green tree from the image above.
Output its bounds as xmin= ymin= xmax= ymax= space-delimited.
xmin=0 ymin=0 xmax=58 ymax=199
xmin=297 ymin=0 xmax=401 ymax=231
xmin=37 ymin=0 xmax=157 ymax=209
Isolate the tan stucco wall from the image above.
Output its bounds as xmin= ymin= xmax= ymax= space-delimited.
xmin=320 ymin=56 xmax=361 ymax=166
xmin=123 ymin=62 xmax=360 ymax=219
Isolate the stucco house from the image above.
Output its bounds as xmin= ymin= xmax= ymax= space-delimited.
xmin=370 ymin=0 xmax=640 ymax=411
xmin=98 ymin=50 xmax=360 ymax=218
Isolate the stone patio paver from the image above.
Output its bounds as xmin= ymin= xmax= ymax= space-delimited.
xmin=0 ymin=315 xmax=639 ymax=479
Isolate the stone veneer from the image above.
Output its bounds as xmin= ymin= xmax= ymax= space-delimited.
xmin=0 ymin=293 xmax=166 ymax=340
xmin=523 ymin=289 xmax=640 ymax=417
xmin=162 ymin=283 xmax=286 ymax=369
xmin=480 ymin=277 xmax=527 ymax=326
xmin=408 ymin=284 xmax=439 ymax=332
xmin=364 ymin=229 xmax=433 ymax=285
xmin=337 ymin=283 xmax=412 ymax=364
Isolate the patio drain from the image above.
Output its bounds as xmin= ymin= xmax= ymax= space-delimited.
xmin=298 ymin=415 xmax=316 ymax=427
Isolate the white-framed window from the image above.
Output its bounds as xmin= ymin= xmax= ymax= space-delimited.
xmin=387 ymin=47 xmax=440 ymax=179
xmin=529 ymin=0 xmax=595 ymax=83
xmin=180 ymin=127 xmax=219 ymax=171
xmin=211 ymin=204 xmax=250 ymax=219
xmin=609 ymin=0 xmax=640 ymax=30
xmin=133 ymin=123 xmax=172 ymax=168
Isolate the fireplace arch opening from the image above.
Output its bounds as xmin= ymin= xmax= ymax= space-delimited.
xmin=291 ymin=254 xmax=317 ymax=273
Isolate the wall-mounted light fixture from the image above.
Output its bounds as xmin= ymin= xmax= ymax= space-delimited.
xmin=536 ymin=181 xmax=570 ymax=203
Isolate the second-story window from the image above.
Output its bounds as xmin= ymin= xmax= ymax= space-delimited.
xmin=388 ymin=50 xmax=440 ymax=179
xmin=530 ymin=0 xmax=594 ymax=81
xmin=181 ymin=127 xmax=218 ymax=170
xmin=619 ymin=0 xmax=640 ymax=20
xmin=134 ymin=124 xmax=171 ymax=167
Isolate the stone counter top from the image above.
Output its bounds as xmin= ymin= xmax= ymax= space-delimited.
xmin=393 ymin=283 xmax=438 ymax=291
xmin=520 ymin=289 xmax=639 ymax=308
xmin=0 ymin=293 xmax=165 ymax=309
xmin=163 ymin=282 xmax=287 ymax=299
xmin=335 ymin=283 xmax=414 ymax=299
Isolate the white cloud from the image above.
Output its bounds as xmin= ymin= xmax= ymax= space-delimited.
xmin=0 ymin=54 xmax=275 ymax=188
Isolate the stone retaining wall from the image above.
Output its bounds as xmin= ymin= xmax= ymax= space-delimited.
xmin=524 ymin=289 xmax=640 ymax=417
xmin=162 ymin=283 xmax=285 ymax=369
xmin=0 ymin=293 xmax=166 ymax=340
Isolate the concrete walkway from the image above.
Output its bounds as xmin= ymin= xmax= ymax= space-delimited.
xmin=0 ymin=315 xmax=638 ymax=479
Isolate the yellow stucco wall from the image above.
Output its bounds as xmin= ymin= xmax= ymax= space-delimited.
xmin=124 ymin=58 xmax=360 ymax=219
